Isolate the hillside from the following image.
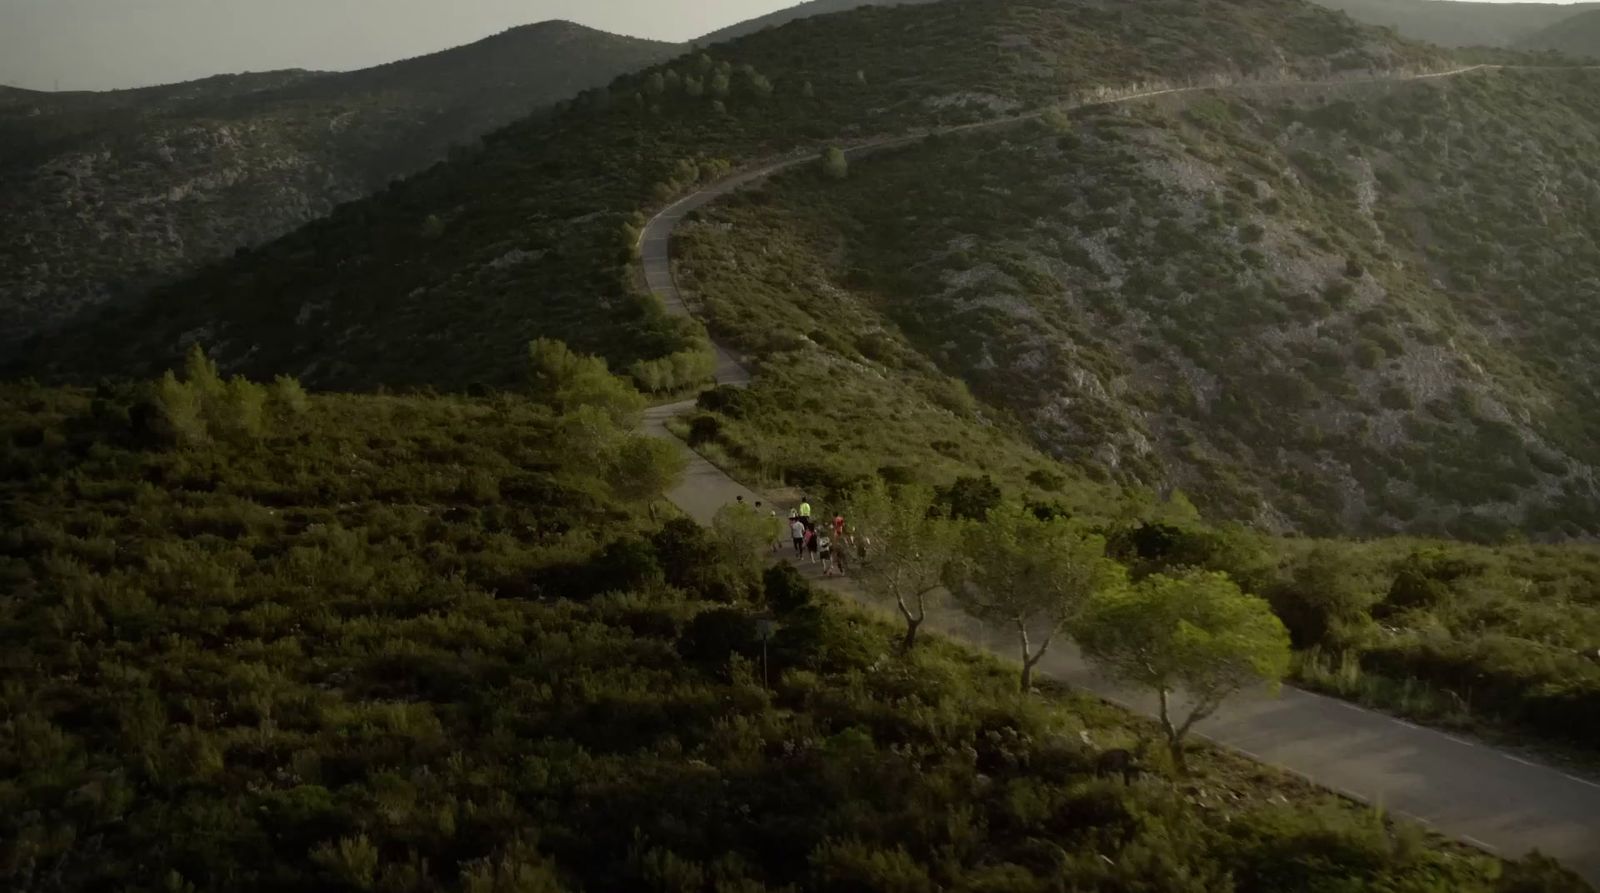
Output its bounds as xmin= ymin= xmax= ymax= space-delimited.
xmin=672 ymin=67 xmax=1600 ymax=542
xmin=1314 ymin=0 xmax=1600 ymax=48
xmin=700 ymin=0 xmax=943 ymax=43
xmin=1516 ymin=8 xmax=1600 ymax=56
xmin=12 ymin=0 xmax=1445 ymax=392
xmin=11 ymin=0 xmax=1600 ymax=883
xmin=3 ymin=357 xmax=1582 ymax=891
xmin=0 ymin=22 xmax=676 ymax=350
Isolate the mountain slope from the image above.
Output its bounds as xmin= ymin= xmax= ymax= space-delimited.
xmin=1516 ymin=8 xmax=1600 ymax=56
xmin=12 ymin=0 xmax=1444 ymax=393
xmin=699 ymin=0 xmax=944 ymax=44
xmin=0 ymin=22 xmax=676 ymax=349
xmin=3 ymin=370 xmax=1573 ymax=889
xmin=671 ymin=66 xmax=1600 ymax=540
xmin=1313 ymin=0 xmax=1600 ymax=48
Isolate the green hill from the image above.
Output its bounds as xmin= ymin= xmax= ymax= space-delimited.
xmin=11 ymin=0 xmax=1444 ymax=392
xmin=10 ymin=0 xmax=1600 ymax=884
xmin=699 ymin=0 xmax=944 ymax=43
xmin=0 ymin=21 xmax=676 ymax=350
xmin=674 ymin=68 xmax=1600 ymax=543
xmin=1516 ymin=8 xmax=1600 ymax=56
xmin=3 ymin=355 xmax=1582 ymax=893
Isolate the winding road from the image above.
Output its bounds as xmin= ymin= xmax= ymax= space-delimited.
xmin=636 ymin=63 xmax=1600 ymax=882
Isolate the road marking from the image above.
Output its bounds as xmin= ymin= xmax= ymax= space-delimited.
xmin=1563 ymin=773 xmax=1600 ymax=791
xmin=1462 ymin=835 xmax=1499 ymax=854
xmin=1440 ymin=734 xmax=1476 ymax=748
xmin=1335 ymin=787 xmax=1369 ymax=804
xmin=1504 ymin=754 xmax=1540 ymax=768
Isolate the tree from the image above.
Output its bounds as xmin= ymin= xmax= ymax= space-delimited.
xmin=606 ymin=436 xmax=687 ymax=519
xmin=711 ymin=502 xmax=772 ymax=578
xmin=644 ymin=72 xmax=666 ymax=97
xmin=821 ymin=146 xmax=848 ymax=181
xmin=935 ymin=474 xmax=1001 ymax=521
xmin=846 ymin=480 xmax=955 ymax=651
xmin=1075 ymin=570 xmax=1290 ymax=773
xmin=526 ymin=338 xmax=645 ymax=427
xmin=710 ymin=72 xmax=731 ymax=99
xmin=153 ymin=370 xmax=207 ymax=446
xmin=944 ymin=506 xmax=1126 ymax=691
xmin=801 ymin=80 xmax=816 ymax=99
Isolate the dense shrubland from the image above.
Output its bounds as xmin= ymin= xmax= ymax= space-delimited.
xmin=0 ymin=350 xmax=1586 ymax=889
xmin=0 ymin=23 xmax=678 ymax=352
xmin=675 ymin=76 xmax=1600 ymax=755
xmin=674 ymin=69 xmax=1600 ymax=542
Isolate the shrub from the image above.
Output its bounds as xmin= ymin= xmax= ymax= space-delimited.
xmin=1026 ymin=469 xmax=1067 ymax=492
xmin=687 ymin=414 xmax=722 ymax=447
xmin=821 ymin=146 xmax=849 ymax=181
xmin=809 ymin=839 xmax=934 ymax=893
xmin=1267 ymin=546 xmax=1377 ymax=651
xmin=935 ymin=474 xmax=1002 ymax=521
xmin=677 ymin=607 xmax=760 ymax=669
xmin=697 ymin=384 xmax=752 ymax=419
xmin=763 ymin=564 xmax=813 ymax=615
xmin=877 ymin=464 xmax=917 ymax=486
xmin=590 ymin=537 xmax=667 ymax=595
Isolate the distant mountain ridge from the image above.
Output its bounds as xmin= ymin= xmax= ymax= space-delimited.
xmin=0 ymin=21 xmax=676 ymax=349
xmin=1516 ymin=8 xmax=1600 ymax=56
xmin=1313 ymin=0 xmax=1600 ymax=48
xmin=699 ymin=0 xmax=945 ymax=44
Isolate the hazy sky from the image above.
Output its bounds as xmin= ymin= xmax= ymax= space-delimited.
xmin=0 ymin=0 xmax=1589 ymax=92
xmin=0 ymin=0 xmax=802 ymax=91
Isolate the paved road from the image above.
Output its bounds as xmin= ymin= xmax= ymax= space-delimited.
xmin=635 ymin=64 xmax=1600 ymax=882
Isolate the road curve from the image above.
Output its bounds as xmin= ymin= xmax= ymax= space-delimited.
xmin=636 ymin=63 xmax=1600 ymax=883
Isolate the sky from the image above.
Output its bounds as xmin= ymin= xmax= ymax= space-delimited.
xmin=0 ymin=0 xmax=802 ymax=91
xmin=0 ymin=0 xmax=1590 ymax=92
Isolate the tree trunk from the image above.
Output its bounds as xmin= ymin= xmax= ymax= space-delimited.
xmin=1018 ymin=622 xmax=1033 ymax=693
xmin=896 ymin=594 xmax=925 ymax=653
xmin=1158 ymin=689 xmax=1188 ymax=775
xmin=901 ymin=617 xmax=922 ymax=652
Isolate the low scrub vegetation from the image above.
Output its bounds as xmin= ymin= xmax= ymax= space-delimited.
xmin=0 ymin=348 xmax=1584 ymax=889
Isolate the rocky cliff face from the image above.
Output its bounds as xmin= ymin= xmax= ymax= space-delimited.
xmin=0 ymin=22 xmax=675 ymax=349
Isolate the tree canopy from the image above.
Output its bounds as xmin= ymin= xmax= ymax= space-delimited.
xmin=1076 ymin=569 xmax=1291 ymax=771
xmin=846 ymin=479 xmax=956 ymax=650
xmin=944 ymin=505 xmax=1126 ymax=691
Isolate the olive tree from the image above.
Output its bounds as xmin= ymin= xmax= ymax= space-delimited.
xmin=944 ymin=505 xmax=1125 ymax=692
xmin=1075 ymin=569 xmax=1290 ymax=773
xmin=846 ymin=480 xmax=955 ymax=651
